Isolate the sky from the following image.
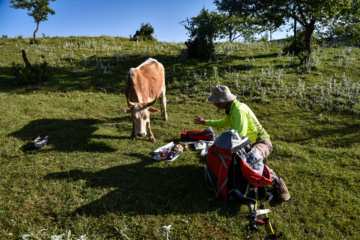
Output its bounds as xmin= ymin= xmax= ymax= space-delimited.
xmin=0 ymin=0 xmax=287 ymax=43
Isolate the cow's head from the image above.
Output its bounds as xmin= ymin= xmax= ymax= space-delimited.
xmin=124 ymin=97 xmax=160 ymax=138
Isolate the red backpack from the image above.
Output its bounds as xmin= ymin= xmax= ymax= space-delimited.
xmin=205 ymin=130 xmax=273 ymax=200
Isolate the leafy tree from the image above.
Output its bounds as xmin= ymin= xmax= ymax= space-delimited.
xmin=131 ymin=23 xmax=156 ymax=41
xmin=180 ymin=8 xmax=219 ymax=59
xmin=10 ymin=0 xmax=56 ymax=41
xmin=260 ymin=22 xmax=282 ymax=42
xmin=214 ymin=0 xmax=263 ymax=42
xmin=223 ymin=0 xmax=360 ymax=53
xmin=317 ymin=6 xmax=360 ymax=46
xmin=216 ymin=12 xmax=259 ymax=42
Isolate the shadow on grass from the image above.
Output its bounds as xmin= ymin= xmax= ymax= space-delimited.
xmin=0 ymin=54 xmax=181 ymax=94
xmin=295 ymin=121 xmax=360 ymax=148
xmin=9 ymin=117 xmax=130 ymax=152
xmin=0 ymin=51 xmax=284 ymax=95
xmin=0 ymin=67 xmax=17 ymax=92
xmin=44 ymin=158 xmax=243 ymax=217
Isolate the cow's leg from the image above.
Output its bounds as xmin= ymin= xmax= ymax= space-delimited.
xmin=159 ymin=89 xmax=167 ymax=121
xmin=147 ymin=121 xmax=156 ymax=143
xmin=130 ymin=121 xmax=136 ymax=140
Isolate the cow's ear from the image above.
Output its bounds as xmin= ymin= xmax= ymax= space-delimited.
xmin=148 ymin=107 xmax=160 ymax=113
xmin=124 ymin=108 xmax=132 ymax=113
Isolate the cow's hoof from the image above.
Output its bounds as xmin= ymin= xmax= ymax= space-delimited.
xmin=130 ymin=136 xmax=136 ymax=140
xmin=150 ymin=138 xmax=156 ymax=143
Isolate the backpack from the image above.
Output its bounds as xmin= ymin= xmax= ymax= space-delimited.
xmin=205 ymin=130 xmax=273 ymax=202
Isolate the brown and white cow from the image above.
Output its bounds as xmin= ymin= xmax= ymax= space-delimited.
xmin=124 ymin=58 xmax=167 ymax=142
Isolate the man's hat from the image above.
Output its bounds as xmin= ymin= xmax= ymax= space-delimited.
xmin=208 ymin=85 xmax=236 ymax=103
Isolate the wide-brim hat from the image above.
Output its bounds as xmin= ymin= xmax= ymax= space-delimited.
xmin=208 ymin=85 xmax=236 ymax=103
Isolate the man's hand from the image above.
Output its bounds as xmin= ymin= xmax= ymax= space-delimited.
xmin=194 ymin=116 xmax=205 ymax=125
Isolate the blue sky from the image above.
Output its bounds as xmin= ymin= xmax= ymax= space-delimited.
xmin=0 ymin=0 xmax=287 ymax=42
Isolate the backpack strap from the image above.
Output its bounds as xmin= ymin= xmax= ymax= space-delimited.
xmin=229 ymin=189 xmax=256 ymax=203
xmin=212 ymin=150 xmax=232 ymax=169
xmin=205 ymin=166 xmax=228 ymax=198
xmin=217 ymin=177 xmax=228 ymax=197
xmin=205 ymin=166 xmax=217 ymax=193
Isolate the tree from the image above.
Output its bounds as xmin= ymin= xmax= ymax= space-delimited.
xmin=224 ymin=0 xmax=359 ymax=53
xmin=216 ymin=12 xmax=259 ymax=42
xmin=180 ymin=8 xmax=220 ymax=59
xmin=214 ymin=0 xmax=258 ymax=42
xmin=317 ymin=4 xmax=360 ymax=46
xmin=131 ymin=23 xmax=156 ymax=41
xmin=10 ymin=0 xmax=56 ymax=41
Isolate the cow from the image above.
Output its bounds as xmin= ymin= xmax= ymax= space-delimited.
xmin=124 ymin=58 xmax=167 ymax=143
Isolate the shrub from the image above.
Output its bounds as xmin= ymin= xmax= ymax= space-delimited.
xmin=29 ymin=38 xmax=41 ymax=44
xmin=185 ymin=37 xmax=215 ymax=60
xmin=12 ymin=61 xmax=53 ymax=85
xmin=181 ymin=8 xmax=217 ymax=60
xmin=283 ymin=30 xmax=318 ymax=56
xmin=131 ymin=23 xmax=156 ymax=41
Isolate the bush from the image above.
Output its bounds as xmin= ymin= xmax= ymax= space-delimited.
xmin=181 ymin=8 xmax=217 ymax=60
xmin=29 ymin=38 xmax=41 ymax=44
xmin=283 ymin=34 xmax=306 ymax=56
xmin=12 ymin=61 xmax=53 ymax=85
xmin=283 ymin=30 xmax=318 ymax=56
xmin=131 ymin=23 xmax=156 ymax=41
xmin=296 ymin=51 xmax=311 ymax=65
xmin=185 ymin=37 xmax=215 ymax=60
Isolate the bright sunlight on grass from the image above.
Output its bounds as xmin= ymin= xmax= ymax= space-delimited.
xmin=0 ymin=36 xmax=359 ymax=239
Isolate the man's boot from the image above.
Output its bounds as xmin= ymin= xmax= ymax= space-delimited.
xmin=273 ymin=177 xmax=290 ymax=202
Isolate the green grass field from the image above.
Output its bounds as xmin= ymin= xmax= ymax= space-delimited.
xmin=0 ymin=36 xmax=359 ymax=239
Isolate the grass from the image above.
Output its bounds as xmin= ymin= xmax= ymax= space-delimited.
xmin=0 ymin=36 xmax=360 ymax=239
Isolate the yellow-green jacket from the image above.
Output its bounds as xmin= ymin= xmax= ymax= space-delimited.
xmin=205 ymin=100 xmax=270 ymax=143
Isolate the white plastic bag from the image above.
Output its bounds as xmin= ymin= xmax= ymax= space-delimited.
xmin=152 ymin=142 xmax=175 ymax=160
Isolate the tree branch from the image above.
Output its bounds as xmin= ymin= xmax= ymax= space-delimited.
xmin=295 ymin=0 xmax=309 ymax=26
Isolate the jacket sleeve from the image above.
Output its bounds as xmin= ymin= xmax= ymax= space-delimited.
xmin=205 ymin=115 xmax=230 ymax=128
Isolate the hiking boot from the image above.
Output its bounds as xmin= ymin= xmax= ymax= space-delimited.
xmin=273 ymin=177 xmax=290 ymax=202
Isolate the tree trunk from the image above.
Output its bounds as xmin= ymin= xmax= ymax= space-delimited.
xmin=305 ymin=20 xmax=316 ymax=53
xmin=294 ymin=19 xmax=297 ymax=52
xmin=228 ymin=25 xmax=234 ymax=42
xmin=21 ymin=49 xmax=32 ymax=69
xmin=229 ymin=30 xmax=233 ymax=42
xmin=33 ymin=22 xmax=39 ymax=40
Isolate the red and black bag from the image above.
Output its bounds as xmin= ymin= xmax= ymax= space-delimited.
xmin=205 ymin=130 xmax=273 ymax=200
xmin=206 ymin=131 xmax=280 ymax=239
xmin=181 ymin=127 xmax=215 ymax=141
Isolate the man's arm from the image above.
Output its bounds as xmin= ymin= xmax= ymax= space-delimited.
xmin=205 ymin=115 xmax=230 ymax=128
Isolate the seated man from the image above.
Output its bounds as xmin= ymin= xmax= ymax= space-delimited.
xmin=194 ymin=85 xmax=290 ymax=201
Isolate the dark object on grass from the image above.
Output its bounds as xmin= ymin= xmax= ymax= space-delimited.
xmin=27 ymin=136 xmax=48 ymax=150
